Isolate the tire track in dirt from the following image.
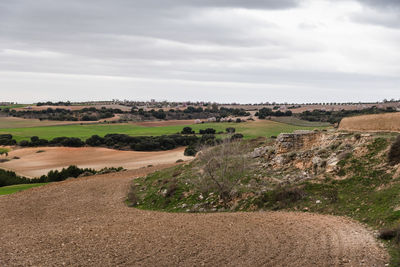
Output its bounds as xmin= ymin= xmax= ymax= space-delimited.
xmin=0 ymin=165 xmax=389 ymax=266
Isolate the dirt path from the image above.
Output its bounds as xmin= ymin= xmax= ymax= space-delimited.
xmin=0 ymin=147 xmax=190 ymax=177
xmin=0 ymin=165 xmax=389 ymax=266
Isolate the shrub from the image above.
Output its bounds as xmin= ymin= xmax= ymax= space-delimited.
xmin=184 ymin=145 xmax=197 ymax=156
xmin=181 ymin=127 xmax=195 ymax=135
xmin=388 ymin=136 xmax=400 ymax=165
xmin=226 ymin=127 xmax=236 ymax=134
xmin=0 ymin=169 xmax=31 ymax=187
xmin=50 ymin=137 xmax=84 ymax=147
xmin=194 ymin=140 xmax=250 ymax=202
xmin=199 ymin=128 xmax=216 ymax=135
xmin=231 ymin=133 xmax=244 ymax=140
xmin=19 ymin=140 xmax=30 ymax=146
xmin=379 ymin=226 xmax=400 ymax=243
xmin=272 ymin=186 xmax=306 ymax=208
xmin=274 ymin=187 xmax=305 ymax=202
xmin=0 ymin=134 xmax=16 ymax=145
xmin=85 ymin=135 xmax=105 ymax=146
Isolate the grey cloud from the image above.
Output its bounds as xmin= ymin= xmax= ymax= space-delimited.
xmin=349 ymin=0 xmax=400 ymax=28
xmin=356 ymin=0 xmax=400 ymax=8
xmin=0 ymin=0 xmax=399 ymax=103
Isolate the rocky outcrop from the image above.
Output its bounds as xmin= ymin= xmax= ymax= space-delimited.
xmin=275 ymin=130 xmax=323 ymax=154
xmin=251 ymin=146 xmax=273 ymax=158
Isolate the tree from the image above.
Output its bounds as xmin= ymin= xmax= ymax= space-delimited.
xmin=226 ymin=127 xmax=236 ymax=134
xmin=194 ymin=140 xmax=250 ymax=202
xmin=181 ymin=127 xmax=195 ymax=135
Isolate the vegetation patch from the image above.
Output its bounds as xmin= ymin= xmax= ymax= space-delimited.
xmin=128 ymin=132 xmax=400 ymax=265
xmin=0 ymin=120 xmax=326 ymax=142
xmin=0 ymin=166 xmax=125 ymax=187
xmin=0 ymin=183 xmax=48 ymax=195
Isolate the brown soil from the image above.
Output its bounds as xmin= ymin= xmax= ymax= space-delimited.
xmin=0 ymin=147 xmax=190 ymax=177
xmin=339 ymin=113 xmax=400 ymax=132
xmin=0 ymin=165 xmax=388 ymax=266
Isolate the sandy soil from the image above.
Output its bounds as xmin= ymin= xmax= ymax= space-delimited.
xmin=0 ymin=165 xmax=388 ymax=266
xmin=0 ymin=147 xmax=190 ymax=177
xmin=339 ymin=113 xmax=400 ymax=132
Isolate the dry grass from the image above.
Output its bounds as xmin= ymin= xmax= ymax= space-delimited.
xmin=339 ymin=113 xmax=400 ymax=132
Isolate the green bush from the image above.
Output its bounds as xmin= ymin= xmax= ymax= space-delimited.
xmin=389 ymin=136 xmax=400 ymax=165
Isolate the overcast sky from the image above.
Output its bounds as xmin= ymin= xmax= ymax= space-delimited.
xmin=0 ymin=0 xmax=399 ymax=103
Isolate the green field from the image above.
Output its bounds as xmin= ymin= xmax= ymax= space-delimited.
xmin=0 ymin=121 xmax=327 ymax=141
xmin=270 ymin=116 xmax=332 ymax=127
xmin=0 ymin=183 xmax=48 ymax=195
xmin=0 ymin=104 xmax=31 ymax=109
xmin=0 ymin=148 xmax=9 ymax=154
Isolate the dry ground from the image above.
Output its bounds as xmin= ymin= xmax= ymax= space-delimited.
xmin=0 ymin=165 xmax=388 ymax=266
xmin=339 ymin=113 xmax=400 ymax=132
xmin=0 ymin=147 xmax=190 ymax=177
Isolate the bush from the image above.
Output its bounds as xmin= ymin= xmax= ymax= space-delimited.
xmin=50 ymin=137 xmax=85 ymax=147
xmin=184 ymin=145 xmax=197 ymax=156
xmin=226 ymin=127 xmax=236 ymax=134
xmin=199 ymin=128 xmax=216 ymax=135
xmin=388 ymin=136 xmax=400 ymax=165
xmin=231 ymin=133 xmax=244 ymax=140
xmin=85 ymin=135 xmax=105 ymax=146
xmin=194 ymin=140 xmax=250 ymax=202
xmin=181 ymin=127 xmax=195 ymax=135
xmin=379 ymin=227 xmax=400 ymax=243
xmin=19 ymin=140 xmax=30 ymax=146
xmin=272 ymin=187 xmax=306 ymax=208
xmin=0 ymin=134 xmax=16 ymax=145
xmin=0 ymin=169 xmax=31 ymax=187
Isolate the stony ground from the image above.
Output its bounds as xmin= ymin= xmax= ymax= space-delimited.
xmin=0 ymin=164 xmax=389 ymax=266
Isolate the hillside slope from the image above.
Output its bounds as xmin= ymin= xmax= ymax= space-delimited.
xmin=0 ymin=165 xmax=388 ymax=266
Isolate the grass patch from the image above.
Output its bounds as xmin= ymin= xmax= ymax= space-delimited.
xmin=0 ymin=120 xmax=326 ymax=142
xmin=0 ymin=104 xmax=31 ymax=109
xmin=0 ymin=148 xmax=9 ymax=154
xmin=0 ymin=183 xmax=48 ymax=195
xmin=270 ymin=116 xmax=332 ymax=127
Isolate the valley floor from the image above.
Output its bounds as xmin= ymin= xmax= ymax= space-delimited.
xmin=0 ymin=165 xmax=388 ymax=266
xmin=0 ymin=146 xmax=190 ymax=177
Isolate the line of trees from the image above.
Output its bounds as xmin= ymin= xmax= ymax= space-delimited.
xmin=256 ymin=108 xmax=293 ymax=119
xmin=0 ymin=166 xmax=124 ymax=187
xmin=1 ymin=105 xmax=251 ymax=122
xmin=3 ymin=127 xmax=243 ymax=156
xmin=298 ymin=107 xmax=397 ymax=124
xmin=3 ymin=107 xmax=121 ymax=121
